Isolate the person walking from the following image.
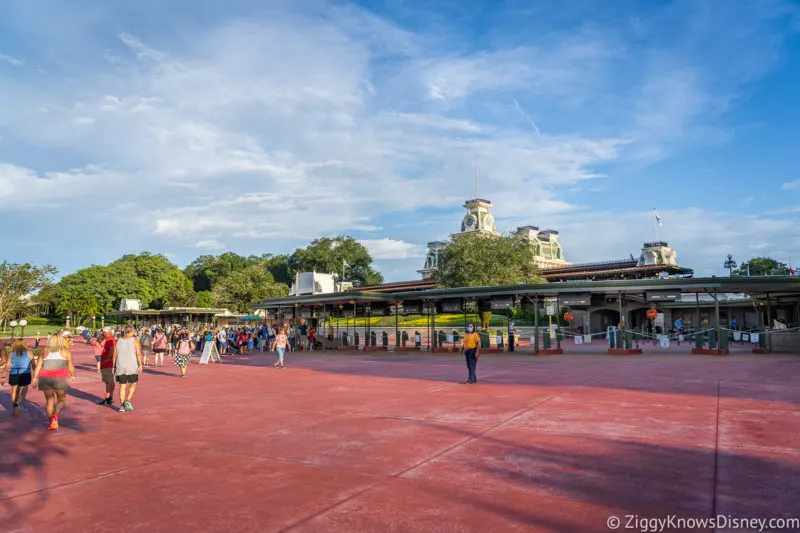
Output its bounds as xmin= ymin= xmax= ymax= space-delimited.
xmin=139 ymin=328 xmax=153 ymax=367
xmin=97 ymin=328 xmax=116 ymax=406
xmin=271 ymin=327 xmax=290 ymax=369
xmin=152 ymin=328 xmax=167 ymax=365
xmin=174 ymin=333 xmax=193 ymax=378
xmin=460 ymin=323 xmax=481 ymax=385
xmin=1 ymin=340 xmax=34 ymax=416
xmin=32 ymin=334 xmax=76 ymax=430
xmin=91 ymin=333 xmax=104 ymax=373
xmin=114 ymin=326 xmax=143 ymax=412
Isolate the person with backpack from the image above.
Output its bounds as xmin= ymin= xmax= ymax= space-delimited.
xmin=174 ymin=333 xmax=194 ymax=377
xmin=139 ymin=328 xmax=153 ymax=367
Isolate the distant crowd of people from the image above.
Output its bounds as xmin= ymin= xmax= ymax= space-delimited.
xmin=0 ymin=320 xmax=338 ymax=430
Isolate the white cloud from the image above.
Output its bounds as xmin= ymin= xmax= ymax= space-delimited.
xmin=196 ymin=240 xmax=225 ymax=250
xmin=782 ymin=180 xmax=800 ymax=190
xmin=0 ymin=53 xmax=23 ymax=67
xmin=360 ymin=239 xmax=425 ymax=260
xmin=0 ymin=1 xmax=797 ymax=280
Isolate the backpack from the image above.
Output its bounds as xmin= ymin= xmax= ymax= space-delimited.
xmin=140 ymin=335 xmax=152 ymax=348
xmin=178 ymin=340 xmax=191 ymax=356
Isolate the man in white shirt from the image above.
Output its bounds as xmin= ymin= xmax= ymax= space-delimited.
xmin=217 ymin=328 xmax=228 ymax=355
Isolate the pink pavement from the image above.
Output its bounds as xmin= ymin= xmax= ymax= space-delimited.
xmin=2 ymin=341 xmax=799 ymax=532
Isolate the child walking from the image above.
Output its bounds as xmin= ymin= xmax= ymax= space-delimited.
xmin=271 ymin=327 xmax=290 ymax=369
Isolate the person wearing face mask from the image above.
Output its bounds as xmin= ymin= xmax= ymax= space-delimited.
xmin=460 ymin=322 xmax=481 ymax=384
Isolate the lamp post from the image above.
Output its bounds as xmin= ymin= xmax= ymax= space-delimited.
xmin=19 ymin=319 xmax=27 ymax=338
xmin=66 ymin=313 xmax=72 ymax=331
xmin=10 ymin=320 xmax=18 ymax=339
xmin=101 ymin=315 xmax=105 ymax=329
xmin=92 ymin=315 xmax=96 ymax=330
xmin=724 ymin=254 xmax=737 ymax=277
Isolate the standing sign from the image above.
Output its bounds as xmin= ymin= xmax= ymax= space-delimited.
xmin=546 ymin=305 xmax=555 ymax=316
xmin=574 ymin=336 xmax=583 ymax=345
xmin=660 ymin=337 xmax=670 ymax=349
xmin=732 ymin=331 xmax=741 ymax=342
xmin=199 ymin=341 xmax=220 ymax=365
xmin=495 ymin=335 xmax=502 ymax=346
xmin=750 ymin=333 xmax=759 ymax=344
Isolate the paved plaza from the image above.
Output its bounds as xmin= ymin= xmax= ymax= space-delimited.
xmin=2 ymin=345 xmax=799 ymax=532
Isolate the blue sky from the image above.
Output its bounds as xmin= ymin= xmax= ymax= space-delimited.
xmin=1 ymin=0 xmax=799 ymax=282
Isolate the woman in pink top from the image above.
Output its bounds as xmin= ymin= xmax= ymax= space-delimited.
xmin=32 ymin=334 xmax=75 ymax=430
xmin=271 ymin=327 xmax=290 ymax=369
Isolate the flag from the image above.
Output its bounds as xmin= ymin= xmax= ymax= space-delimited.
xmin=655 ymin=212 xmax=663 ymax=226
xmin=790 ymin=265 xmax=796 ymax=276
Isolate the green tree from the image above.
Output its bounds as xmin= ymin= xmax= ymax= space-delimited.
xmin=211 ymin=265 xmax=289 ymax=314
xmin=289 ymin=236 xmax=383 ymax=286
xmin=184 ymin=252 xmax=264 ymax=292
xmin=0 ymin=262 xmax=57 ymax=327
xmin=261 ymin=254 xmax=293 ymax=285
xmin=196 ymin=290 xmax=213 ymax=308
xmin=55 ymin=264 xmax=142 ymax=316
xmin=734 ymin=257 xmax=790 ymax=276
xmin=111 ymin=253 xmax=193 ymax=309
xmin=436 ymin=233 xmax=544 ymax=329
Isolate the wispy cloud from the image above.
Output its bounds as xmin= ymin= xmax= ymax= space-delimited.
xmin=0 ymin=0 xmax=797 ymax=279
xmin=0 ymin=53 xmax=23 ymax=67
xmin=360 ymin=239 xmax=426 ymax=260
xmin=782 ymin=179 xmax=800 ymax=190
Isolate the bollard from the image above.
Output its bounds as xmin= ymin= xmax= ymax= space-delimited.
xmin=708 ymin=329 xmax=717 ymax=350
xmin=342 ymin=332 xmax=349 ymax=346
xmin=354 ymin=332 xmax=360 ymax=348
xmin=381 ymin=331 xmax=388 ymax=347
xmin=438 ymin=330 xmax=446 ymax=348
xmin=720 ymin=329 xmax=729 ymax=350
xmin=695 ymin=331 xmax=703 ymax=349
xmin=452 ymin=330 xmax=460 ymax=346
xmin=369 ymin=331 xmax=376 ymax=347
xmin=401 ymin=331 xmax=409 ymax=347
xmin=625 ymin=330 xmax=633 ymax=350
xmin=543 ymin=330 xmax=551 ymax=350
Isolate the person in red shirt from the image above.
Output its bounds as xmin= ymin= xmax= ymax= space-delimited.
xmin=97 ymin=328 xmax=116 ymax=406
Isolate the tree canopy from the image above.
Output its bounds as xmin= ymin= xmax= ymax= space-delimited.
xmin=28 ymin=235 xmax=384 ymax=320
xmin=0 ymin=262 xmax=57 ymax=325
xmin=211 ymin=265 xmax=289 ymax=313
xmin=733 ymin=257 xmax=790 ymax=276
xmin=436 ymin=233 xmax=544 ymax=288
xmin=289 ymin=236 xmax=383 ymax=286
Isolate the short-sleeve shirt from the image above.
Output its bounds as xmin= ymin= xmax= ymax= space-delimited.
xmin=299 ymin=325 xmax=308 ymax=336
xmin=462 ymin=332 xmax=481 ymax=350
xmin=100 ymin=338 xmax=116 ymax=369
xmin=275 ymin=334 xmax=289 ymax=349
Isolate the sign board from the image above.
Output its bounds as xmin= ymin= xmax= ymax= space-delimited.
xmin=441 ymin=299 xmax=462 ymax=313
xmin=490 ymin=297 xmax=514 ymax=310
xmin=546 ymin=305 xmax=555 ymax=316
xmin=495 ymin=335 xmax=502 ymax=345
xmin=750 ymin=333 xmax=759 ymax=344
xmin=646 ymin=291 xmax=682 ymax=302
xmin=583 ymin=335 xmax=592 ymax=344
xmin=574 ymin=336 xmax=583 ymax=345
xmin=741 ymin=333 xmax=750 ymax=342
xmin=403 ymin=303 xmax=422 ymax=315
xmin=559 ymin=295 xmax=591 ymax=307
xmin=414 ymin=333 xmax=421 ymax=344
xmin=446 ymin=335 xmax=454 ymax=344
xmin=199 ymin=341 xmax=220 ymax=365
xmin=678 ymin=334 xmax=685 ymax=342
xmin=732 ymin=331 xmax=741 ymax=341
xmin=660 ymin=337 xmax=670 ymax=349
xmin=299 ymin=308 xmax=312 ymax=319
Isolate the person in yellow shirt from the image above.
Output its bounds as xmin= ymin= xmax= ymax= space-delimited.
xmin=460 ymin=322 xmax=481 ymax=384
